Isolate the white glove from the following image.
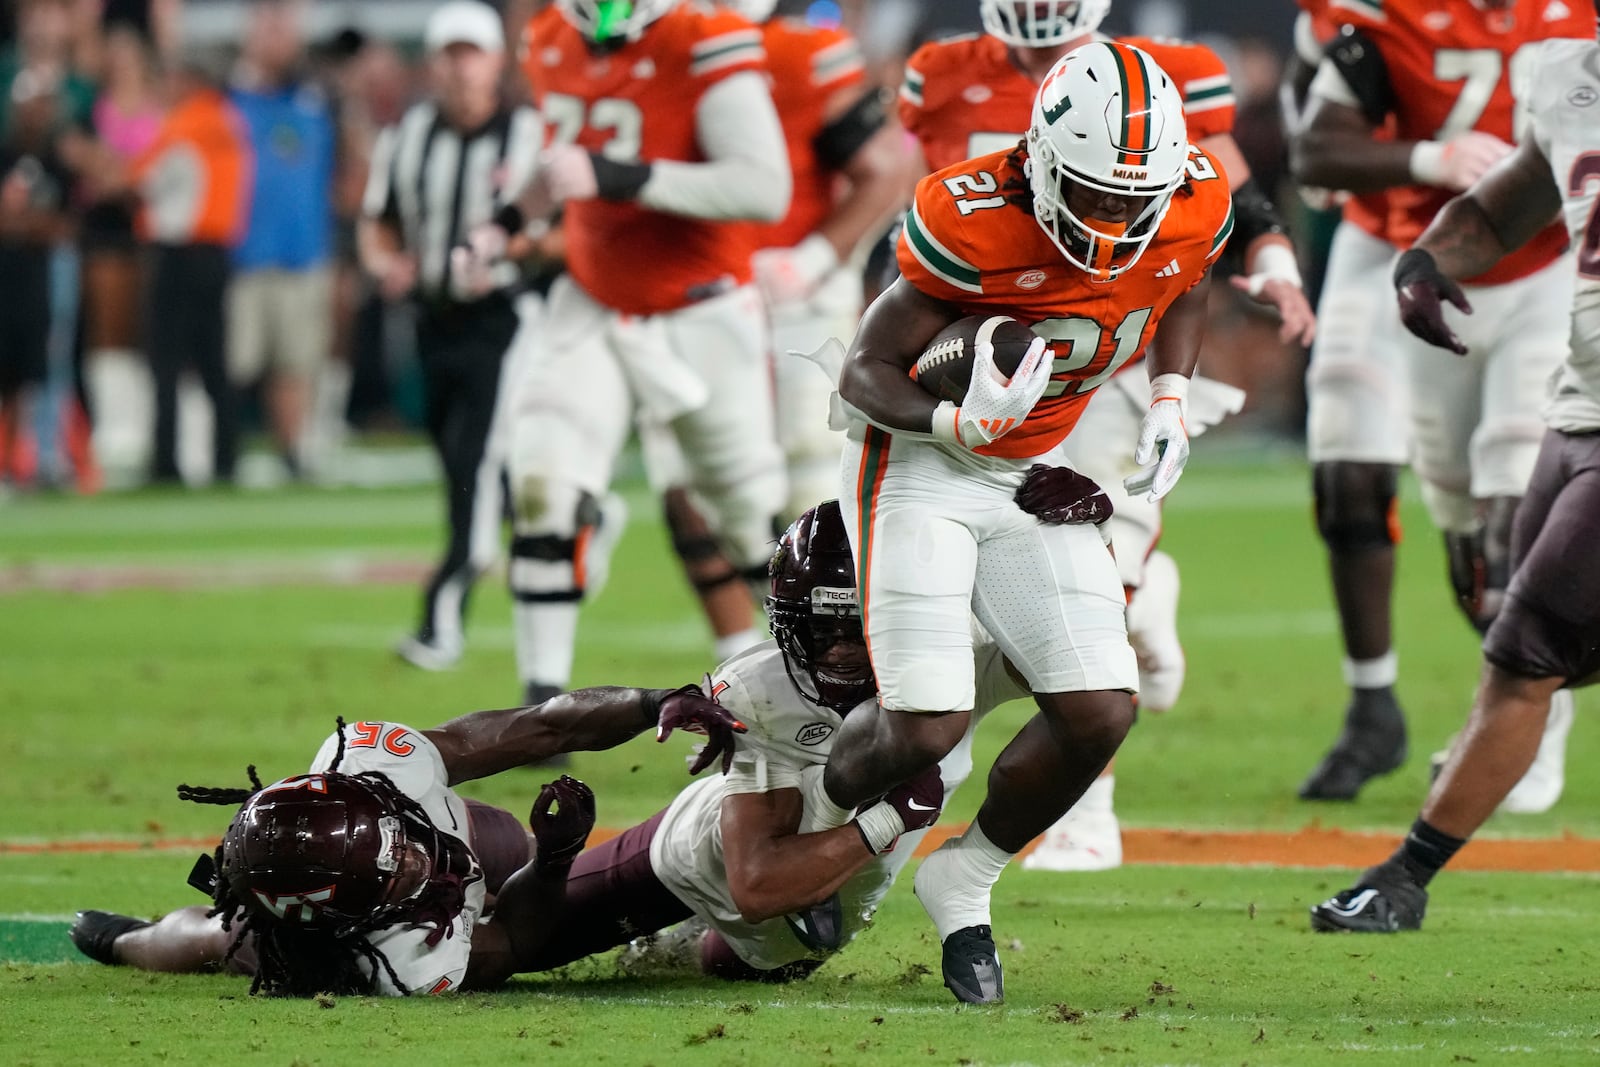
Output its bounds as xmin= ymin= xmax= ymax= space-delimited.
xmin=752 ymin=233 xmax=838 ymax=306
xmin=537 ymin=143 xmax=600 ymax=203
xmin=449 ymin=222 xmax=510 ymax=301
xmin=1123 ymin=373 xmax=1190 ymax=502
xmin=1409 ymin=131 xmax=1513 ymax=192
xmin=932 ymin=334 xmax=1052 ymax=449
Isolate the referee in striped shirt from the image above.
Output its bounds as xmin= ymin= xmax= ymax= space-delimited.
xmin=359 ymin=1 xmax=542 ymax=670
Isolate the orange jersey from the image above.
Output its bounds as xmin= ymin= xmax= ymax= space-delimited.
xmin=521 ymin=4 xmax=767 ymax=315
xmin=758 ymin=17 xmax=867 ymax=250
xmin=132 ymin=88 xmax=251 ymax=247
xmin=900 ymin=33 xmax=1237 ymax=174
xmin=1296 ymin=0 xmax=1392 ymax=239
xmin=896 ymin=148 xmax=1234 ymax=460
xmin=1331 ymin=0 xmax=1594 ymax=282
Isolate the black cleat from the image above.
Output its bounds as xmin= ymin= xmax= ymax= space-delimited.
xmin=940 ymin=924 xmax=1004 ymax=1004
xmin=784 ymin=894 xmax=844 ymax=952
xmin=1299 ymin=690 xmax=1408 ymax=801
xmin=70 ymin=910 xmax=152 ymax=964
xmin=1310 ymin=862 xmax=1428 ymax=933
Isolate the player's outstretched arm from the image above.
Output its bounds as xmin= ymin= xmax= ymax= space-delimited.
xmin=837 ymin=277 xmax=963 ymax=433
xmin=428 ymin=685 xmax=743 ymax=785
xmin=1412 ymin=139 xmax=1561 ymax=282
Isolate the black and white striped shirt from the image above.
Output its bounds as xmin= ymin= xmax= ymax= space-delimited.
xmin=363 ymin=101 xmax=541 ymax=304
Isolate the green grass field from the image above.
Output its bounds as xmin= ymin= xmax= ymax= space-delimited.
xmin=3 ymin=446 xmax=1598 ymax=1065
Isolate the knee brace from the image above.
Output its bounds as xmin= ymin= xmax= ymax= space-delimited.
xmin=663 ymin=488 xmax=743 ymax=595
xmin=509 ymin=480 xmax=601 ymax=603
xmin=1445 ymin=496 xmax=1515 ymax=634
xmin=1313 ymin=462 xmax=1401 ymax=552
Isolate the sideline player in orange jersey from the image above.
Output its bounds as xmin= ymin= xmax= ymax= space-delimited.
xmin=899 ymin=0 xmax=1313 ymax=873
xmin=640 ymin=0 xmax=912 ymax=667
xmin=802 ymin=42 xmax=1234 ymax=1003
xmin=455 ymin=0 xmax=793 ymax=709
xmin=1290 ymin=0 xmax=1590 ymax=806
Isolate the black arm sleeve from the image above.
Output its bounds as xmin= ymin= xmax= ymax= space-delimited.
xmin=1221 ymin=176 xmax=1291 ymax=274
xmin=1325 ymin=26 xmax=1395 ymax=127
xmin=812 ymin=87 xmax=889 ymax=170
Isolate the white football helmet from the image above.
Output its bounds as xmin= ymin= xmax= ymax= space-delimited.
xmin=980 ymin=0 xmax=1110 ymax=48
xmin=557 ymin=0 xmax=676 ymax=43
xmin=719 ymin=0 xmax=779 ymax=21
xmin=1026 ymin=41 xmax=1189 ymax=279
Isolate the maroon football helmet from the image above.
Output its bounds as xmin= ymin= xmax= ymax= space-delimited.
xmin=767 ymin=500 xmax=878 ymax=712
xmin=219 ymin=772 xmax=469 ymax=935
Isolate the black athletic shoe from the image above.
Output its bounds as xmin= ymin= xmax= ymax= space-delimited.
xmin=1298 ymin=690 xmax=1408 ymax=801
xmin=784 ymin=894 xmax=844 ymax=952
xmin=940 ymin=924 xmax=1004 ymax=1004
xmin=70 ymin=910 xmax=151 ymax=964
xmin=1309 ymin=863 xmax=1428 ymax=933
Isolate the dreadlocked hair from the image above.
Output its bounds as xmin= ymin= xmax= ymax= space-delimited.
xmin=1001 ymin=139 xmax=1033 ymax=214
xmin=176 ymin=764 xmax=264 ymax=806
xmin=217 ymin=908 xmax=412 ymax=997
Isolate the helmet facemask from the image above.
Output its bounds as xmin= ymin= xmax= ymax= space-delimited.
xmin=980 ymin=0 xmax=1110 ymax=48
xmin=1026 ymin=42 xmax=1189 ymax=280
xmin=769 ymin=585 xmax=877 ymax=713
xmin=557 ymin=0 xmax=674 ymax=45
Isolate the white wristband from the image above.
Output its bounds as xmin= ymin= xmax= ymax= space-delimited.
xmin=1149 ymin=372 xmax=1190 ymax=407
xmin=853 ymin=801 xmax=907 ymax=854
xmin=1409 ymin=140 xmax=1446 ymax=186
xmin=1246 ymin=241 xmax=1303 ymax=297
xmin=930 ymin=400 xmax=962 ymax=445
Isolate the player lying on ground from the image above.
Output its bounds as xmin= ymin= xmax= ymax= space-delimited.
xmin=72 ymin=684 xmax=743 ymax=995
xmin=466 ymin=495 xmax=1105 ymax=987
xmin=1311 ymin=35 xmax=1600 ymax=933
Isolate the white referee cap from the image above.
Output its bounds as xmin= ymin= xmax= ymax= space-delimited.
xmin=425 ymin=1 xmax=505 ymax=54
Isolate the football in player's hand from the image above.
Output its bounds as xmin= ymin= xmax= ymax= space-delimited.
xmin=909 ymin=315 xmax=1040 ymax=403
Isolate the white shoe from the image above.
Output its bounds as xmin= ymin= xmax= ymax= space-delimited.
xmin=1020 ymin=807 xmax=1123 ymax=872
xmin=394 ymin=634 xmax=463 ymax=671
xmin=617 ymin=917 xmax=708 ymax=976
xmin=1127 ymin=550 xmax=1184 ymax=712
xmin=1500 ymin=689 xmax=1573 ymax=815
xmin=582 ymin=492 xmax=629 ymax=599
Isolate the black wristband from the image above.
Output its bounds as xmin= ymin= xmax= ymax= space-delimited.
xmin=590 ymin=154 xmax=653 ymax=201
xmin=1393 ymin=247 xmax=1441 ymax=291
xmin=492 ymin=202 xmax=525 ymax=235
xmin=639 ymin=688 xmax=674 ymax=728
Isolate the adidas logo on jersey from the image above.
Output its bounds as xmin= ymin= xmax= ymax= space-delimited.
xmin=1155 ymin=259 xmax=1182 ymax=278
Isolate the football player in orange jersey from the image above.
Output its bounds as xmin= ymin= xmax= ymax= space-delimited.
xmin=639 ymin=0 xmax=911 ymax=666
xmin=1290 ymin=0 xmax=1589 ymax=806
xmin=804 ymin=43 xmax=1234 ymax=1004
xmin=898 ymin=0 xmax=1316 ymax=874
xmin=455 ymin=0 xmax=793 ymax=709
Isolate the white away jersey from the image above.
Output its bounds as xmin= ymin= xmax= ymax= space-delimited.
xmin=308 ymin=722 xmax=484 ymax=996
xmin=1520 ymin=37 xmax=1600 ymax=433
xmin=649 ymin=636 xmax=1027 ymax=970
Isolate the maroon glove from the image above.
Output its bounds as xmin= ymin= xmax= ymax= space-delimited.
xmin=884 ymin=763 xmax=945 ymax=833
xmin=1394 ymin=247 xmax=1471 ymax=356
xmin=656 ymin=676 xmax=748 ymax=776
xmin=1015 ymin=464 xmax=1114 ymax=526
xmin=530 ymin=775 xmax=596 ymax=874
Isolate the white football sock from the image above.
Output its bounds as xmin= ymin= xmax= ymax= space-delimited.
xmin=1342 ymin=652 xmax=1398 ymax=690
xmin=916 ymin=820 xmax=1014 ymax=941
xmin=513 ymin=601 xmax=579 ymax=691
xmin=1071 ymin=774 xmax=1115 ymax=818
xmin=714 ymin=628 xmax=762 ymax=662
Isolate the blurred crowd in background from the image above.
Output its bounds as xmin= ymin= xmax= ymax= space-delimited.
xmin=0 ymin=0 xmax=1305 ymax=494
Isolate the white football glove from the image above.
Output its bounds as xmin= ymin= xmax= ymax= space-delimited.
xmin=752 ymin=233 xmax=839 ymax=306
xmin=449 ymin=222 xmax=510 ymax=301
xmin=1123 ymin=373 xmax=1191 ymax=502
xmin=1409 ymin=131 xmax=1513 ymax=192
xmin=537 ymin=143 xmax=600 ymax=203
xmin=932 ymin=334 xmax=1052 ymax=449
